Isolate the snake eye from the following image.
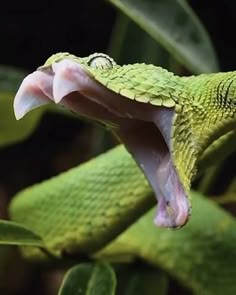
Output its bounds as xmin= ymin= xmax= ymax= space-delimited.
xmin=88 ymin=54 xmax=115 ymax=69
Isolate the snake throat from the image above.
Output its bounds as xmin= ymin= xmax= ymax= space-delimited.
xmin=13 ymin=59 xmax=190 ymax=228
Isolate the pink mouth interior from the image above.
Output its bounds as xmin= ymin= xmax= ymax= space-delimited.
xmin=14 ymin=59 xmax=191 ymax=228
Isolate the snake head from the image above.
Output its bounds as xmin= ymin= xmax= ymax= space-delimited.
xmin=14 ymin=52 xmax=192 ymax=229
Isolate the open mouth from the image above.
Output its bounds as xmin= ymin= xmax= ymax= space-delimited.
xmin=14 ymin=59 xmax=191 ymax=228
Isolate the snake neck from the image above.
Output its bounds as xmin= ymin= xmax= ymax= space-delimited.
xmin=181 ymin=72 xmax=236 ymax=151
xmin=168 ymin=72 xmax=236 ymax=193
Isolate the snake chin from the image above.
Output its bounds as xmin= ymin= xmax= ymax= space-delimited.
xmin=13 ymin=59 xmax=191 ymax=229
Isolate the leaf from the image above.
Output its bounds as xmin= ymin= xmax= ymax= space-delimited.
xmin=58 ymin=262 xmax=116 ymax=295
xmin=58 ymin=264 xmax=93 ymax=295
xmin=0 ymin=219 xmax=43 ymax=246
xmin=0 ymin=66 xmax=45 ymax=147
xmin=108 ymin=0 xmax=219 ymax=73
xmin=86 ymin=263 xmax=116 ymax=295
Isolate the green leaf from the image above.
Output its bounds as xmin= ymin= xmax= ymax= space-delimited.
xmin=108 ymin=0 xmax=219 ymax=73
xmin=0 ymin=66 xmax=45 ymax=147
xmin=0 ymin=219 xmax=43 ymax=246
xmin=58 ymin=262 xmax=116 ymax=295
xmin=58 ymin=264 xmax=93 ymax=295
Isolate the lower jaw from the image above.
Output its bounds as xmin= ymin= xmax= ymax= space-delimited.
xmin=116 ymin=120 xmax=190 ymax=228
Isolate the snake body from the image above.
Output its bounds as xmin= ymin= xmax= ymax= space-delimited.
xmin=10 ymin=53 xmax=236 ymax=259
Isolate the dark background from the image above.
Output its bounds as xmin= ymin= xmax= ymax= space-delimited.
xmin=0 ymin=1 xmax=236 ymax=71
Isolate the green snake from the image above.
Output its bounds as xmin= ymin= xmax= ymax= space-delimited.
xmin=10 ymin=53 xmax=236 ymax=260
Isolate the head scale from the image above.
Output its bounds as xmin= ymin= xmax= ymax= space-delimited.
xmin=41 ymin=52 xmax=117 ymax=71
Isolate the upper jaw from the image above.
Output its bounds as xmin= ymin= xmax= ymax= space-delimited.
xmin=13 ymin=58 xmax=191 ymax=229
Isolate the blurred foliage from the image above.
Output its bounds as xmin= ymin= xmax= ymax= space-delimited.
xmin=0 ymin=220 xmax=43 ymax=247
xmin=108 ymin=0 xmax=219 ymax=73
xmin=0 ymin=0 xmax=235 ymax=295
